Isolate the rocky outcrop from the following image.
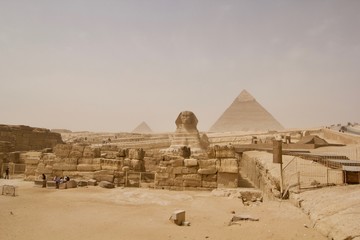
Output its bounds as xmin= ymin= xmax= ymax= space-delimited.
xmin=0 ymin=124 xmax=63 ymax=151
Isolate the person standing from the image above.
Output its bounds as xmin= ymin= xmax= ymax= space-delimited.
xmin=42 ymin=174 xmax=46 ymax=188
xmin=5 ymin=167 xmax=9 ymax=179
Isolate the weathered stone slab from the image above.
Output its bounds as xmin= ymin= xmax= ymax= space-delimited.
xmin=87 ymin=179 xmax=97 ymax=186
xmin=202 ymin=181 xmax=217 ymax=188
xmin=83 ymin=146 xmax=101 ymax=158
xmin=170 ymin=159 xmax=184 ymax=167
xmin=218 ymin=158 xmax=238 ymax=173
xmin=66 ymin=180 xmax=77 ymax=188
xmin=46 ymin=181 xmax=57 ymax=188
xmin=99 ymin=181 xmax=115 ymax=188
xmin=54 ymin=144 xmax=72 ymax=158
xmin=69 ymin=145 xmax=85 ymax=158
xmin=183 ymin=179 xmax=201 ymax=187
xmin=184 ymin=159 xmax=198 ymax=167
xmin=198 ymin=159 xmax=218 ymax=168
xmin=127 ymin=148 xmax=145 ymax=160
xmin=198 ymin=167 xmax=217 ymax=175
xmin=214 ymin=145 xmax=235 ymax=158
xmin=182 ymin=174 xmax=201 ymax=181
xmin=53 ymin=163 xmax=77 ymax=171
xmin=156 ymin=172 xmax=169 ymax=179
xmin=217 ymin=173 xmax=238 ymax=188
xmin=170 ymin=210 xmax=185 ymax=226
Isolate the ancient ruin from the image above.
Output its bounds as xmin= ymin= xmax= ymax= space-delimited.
xmin=209 ymin=90 xmax=284 ymax=132
xmin=132 ymin=121 xmax=153 ymax=134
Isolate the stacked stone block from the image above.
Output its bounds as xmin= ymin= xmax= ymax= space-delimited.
xmin=23 ymin=144 xmax=146 ymax=186
xmin=155 ymin=145 xmax=239 ymax=190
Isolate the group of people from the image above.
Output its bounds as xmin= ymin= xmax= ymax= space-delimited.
xmin=53 ymin=175 xmax=70 ymax=188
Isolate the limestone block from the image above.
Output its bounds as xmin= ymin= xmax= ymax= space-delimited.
xmin=128 ymin=148 xmax=145 ymax=160
xmin=123 ymin=158 xmax=131 ymax=167
xmin=198 ymin=168 xmax=217 ymax=175
xmin=173 ymin=167 xmax=184 ymax=174
xmin=25 ymin=165 xmax=37 ymax=175
xmin=59 ymin=183 xmax=67 ymax=189
xmin=77 ymin=164 xmax=101 ymax=171
xmin=182 ymin=167 xmax=198 ymax=174
xmin=94 ymin=175 xmax=114 ymax=183
xmin=69 ymin=145 xmax=85 ymax=158
xmin=77 ymin=180 xmax=88 ymax=187
xmin=156 ymin=179 xmax=174 ymax=186
xmin=25 ymin=158 xmax=40 ymax=165
xmin=217 ymin=173 xmax=238 ymax=188
xmin=83 ymin=147 xmax=101 ymax=158
xmin=170 ymin=210 xmax=185 ymax=226
xmin=64 ymin=158 xmax=78 ymax=165
xmin=53 ymin=163 xmax=77 ymax=171
xmin=66 ymin=180 xmax=77 ymax=188
xmin=218 ymin=158 xmax=238 ymax=173
xmin=46 ymin=181 xmax=57 ymax=188
xmin=122 ymin=166 xmax=130 ymax=172
xmin=88 ymin=179 xmax=97 ymax=186
xmin=156 ymin=172 xmax=169 ymax=179
xmin=157 ymin=166 xmax=172 ymax=173
xmin=202 ymin=174 xmax=217 ymax=182
xmin=130 ymin=159 xmax=143 ymax=171
xmin=183 ymin=179 xmax=201 ymax=187
xmin=170 ymin=159 xmax=184 ymax=167
xmin=78 ymin=158 xmax=101 ymax=165
xmin=36 ymin=164 xmax=53 ymax=174
xmin=62 ymin=171 xmax=94 ymax=180
xmin=42 ymin=153 xmax=56 ymax=161
xmin=214 ymin=145 xmax=235 ymax=158
xmin=54 ymin=144 xmax=72 ymax=158
xmin=101 ymin=145 xmax=118 ymax=152
xmin=198 ymin=159 xmax=218 ymax=168
xmin=117 ymin=149 xmax=126 ymax=157
xmin=202 ymin=181 xmax=217 ymax=188
xmin=174 ymin=178 xmax=184 ymax=186
xmin=101 ymin=151 xmax=118 ymax=159
xmin=182 ymin=174 xmax=201 ymax=181
xmin=99 ymin=181 xmax=115 ymax=188
xmin=184 ymin=159 xmax=198 ymax=167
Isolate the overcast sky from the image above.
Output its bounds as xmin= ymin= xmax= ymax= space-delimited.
xmin=0 ymin=0 xmax=359 ymax=132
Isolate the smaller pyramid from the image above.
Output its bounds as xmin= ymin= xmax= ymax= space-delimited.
xmin=132 ymin=121 xmax=153 ymax=133
xmin=209 ymin=90 xmax=284 ymax=132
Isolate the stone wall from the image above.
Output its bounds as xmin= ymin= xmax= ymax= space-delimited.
xmin=154 ymin=145 xmax=240 ymax=190
xmin=23 ymin=144 xmax=242 ymax=190
xmin=0 ymin=124 xmax=63 ymax=151
xmin=23 ymin=144 xmax=146 ymax=185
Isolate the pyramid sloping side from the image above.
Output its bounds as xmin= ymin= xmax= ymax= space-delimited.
xmin=209 ymin=93 xmax=284 ymax=132
xmin=132 ymin=122 xmax=153 ymax=133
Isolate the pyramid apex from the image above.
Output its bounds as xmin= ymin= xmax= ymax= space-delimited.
xmin=132 ymin=121 xmax=153 ymax=133
xmin=236 ymin=89 xmax=255 ymax=102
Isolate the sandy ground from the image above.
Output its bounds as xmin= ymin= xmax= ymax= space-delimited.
xmin=0 ymin=179 xmax=326 ymax=240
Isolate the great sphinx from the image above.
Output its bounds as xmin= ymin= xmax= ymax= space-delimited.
xmin=163 ymin=111 xmax=209 ymax=157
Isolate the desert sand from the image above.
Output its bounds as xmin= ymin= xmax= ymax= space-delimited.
xmin=0 ymin=179 xmax=326 ymax=240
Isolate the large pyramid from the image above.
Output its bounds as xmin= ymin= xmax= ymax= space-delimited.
xmin=132 ymin=121 xmax=153 ymax=133
xmin=209 ymin=90 xmax=284 ymax=132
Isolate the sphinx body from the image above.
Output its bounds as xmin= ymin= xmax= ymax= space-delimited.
xmin=163 ymin=111 xmax=209 ymax=157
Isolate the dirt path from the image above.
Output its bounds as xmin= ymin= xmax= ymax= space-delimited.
xmin=0 ymin=179 xmax=326 ymax=240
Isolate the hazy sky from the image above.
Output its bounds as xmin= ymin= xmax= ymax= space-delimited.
xmin=1 ymin=0 xmax=359 ymax=132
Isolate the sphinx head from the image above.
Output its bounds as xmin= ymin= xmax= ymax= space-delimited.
xmin=175 ymin=111 xmax=198 ymax=132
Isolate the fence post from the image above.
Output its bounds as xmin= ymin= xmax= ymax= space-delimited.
xmin=326 ymin=169 xmax=329 ymax=185
xmin=139 ymin=172 xmax=142 ymax=188
xmin=125 ymin=171 xmax=128 ymax=187
xmin=297 ymin=172 xmax=301 ymax=190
